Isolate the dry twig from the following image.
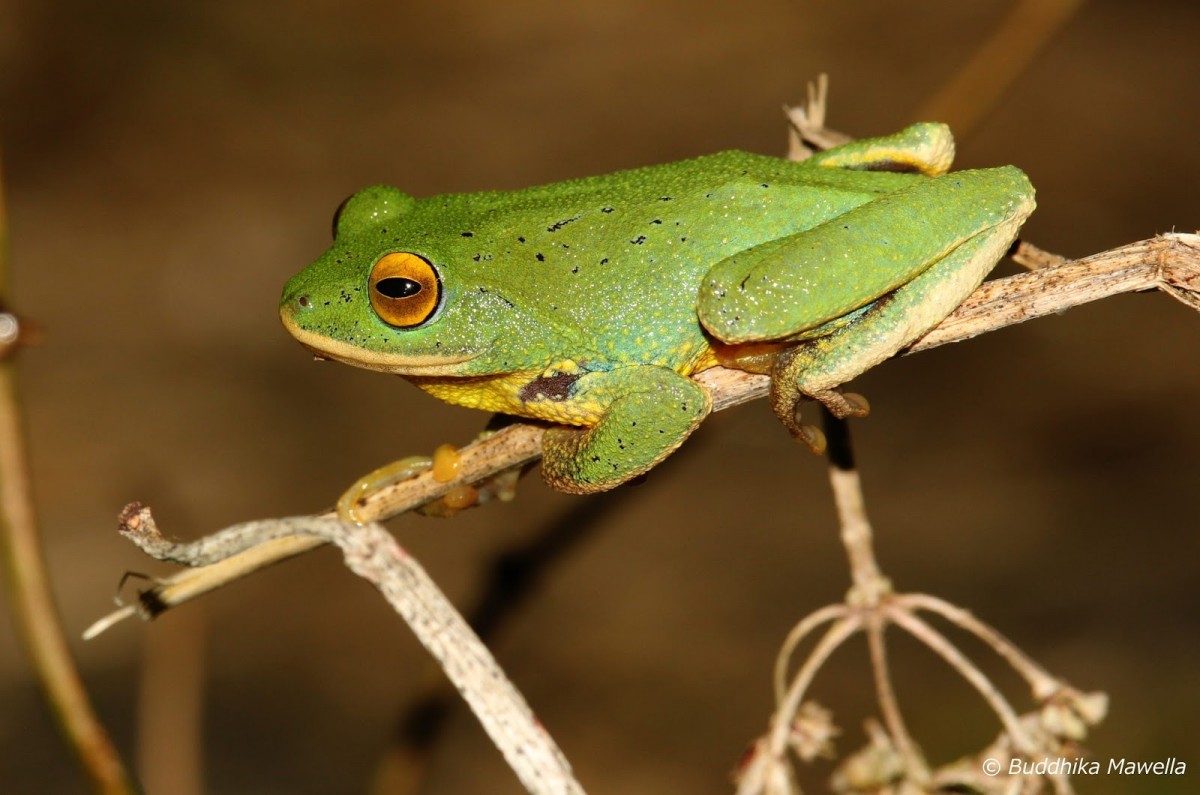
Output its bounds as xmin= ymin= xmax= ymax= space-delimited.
xmin=115 ymin=504 xmax=585 ymax=795
xmin=0 ymin=152 xmax=140 ymax=793
xmin=735 ymin=413 xmax=1109 ymax=795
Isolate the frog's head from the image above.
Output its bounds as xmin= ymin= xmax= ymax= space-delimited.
xmin=281 ymin=185 xmax=543 ymax=378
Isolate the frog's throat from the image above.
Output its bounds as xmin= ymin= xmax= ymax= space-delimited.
xmin=284 ymin=321 xmax=480 ymax=376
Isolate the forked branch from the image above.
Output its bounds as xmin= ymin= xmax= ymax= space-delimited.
xmin=736 ymin=416 xmax=1109 ymax=795
xmin=115 ymin=504 xmax=586 ymax=795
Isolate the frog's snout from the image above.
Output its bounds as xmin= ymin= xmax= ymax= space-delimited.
xmin=278 ymin=281 xmax=317 ymax=339
xmin=279 ymin=289 xmax=332 ymax=362
xmin=279 ymin=275 xmax=316 ymax=319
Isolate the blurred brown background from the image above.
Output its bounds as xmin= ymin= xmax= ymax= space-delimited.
xmin=1 ymin=1 xmax=1198 ymax=793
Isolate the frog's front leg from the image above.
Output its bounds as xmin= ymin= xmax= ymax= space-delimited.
xmin=540 ymin=366 xmax=711 ymax=494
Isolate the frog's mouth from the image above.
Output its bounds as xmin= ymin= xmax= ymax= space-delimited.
xmin=281 ymin=313 xmax=480 ymax=376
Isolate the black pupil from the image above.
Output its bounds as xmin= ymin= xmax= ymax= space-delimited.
xmin=376 ymin=277 xmax=422 ymax=299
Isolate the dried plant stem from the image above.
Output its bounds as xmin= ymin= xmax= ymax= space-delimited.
xmin=116 ymin=504 xmax=585 ymax=795
xmin=768 ymin=614 xmax=864 ymax=757
xmin=0 ymin=153 xmax=140 ymax=792
xmin=884 ymin=607 xmax=1033 ymax=754
xmin=1011 ymin=239 xmax=1069 ymax=271
xmin=898 ymin=593 xmax=1060 ymax=699
xmin=0 ymin=369 xmax=140 ymax=795
xmin=824 ymin=425 xmax=924 ymax=777
xmin=865 ymin=619 xmax=922 ymax=778
xmin=756 ymin=418 xmax=1099 ymax=795
xmin=833 ymin=419 xmax=922 ymax=780
xmin=829 ymin=469 xmax=887 ymax=602
xmin=785 ymin=75 xmax=852 ymax=158
xmin=909 ymin=233 xmax=1200 ymax=352
xmin=771 ymin=603 xmax=849 ymax=702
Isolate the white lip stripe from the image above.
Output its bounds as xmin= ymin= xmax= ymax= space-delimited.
xmin=281 ymin=317 xmax=478 ymax=376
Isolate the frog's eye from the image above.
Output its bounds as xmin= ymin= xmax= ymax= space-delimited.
xmin=331 ymin=195 xmax=352 ymax=240
xmin=369 ymin=252 xmax=442 ymax=328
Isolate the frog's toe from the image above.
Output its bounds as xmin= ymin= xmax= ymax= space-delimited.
xmin=770 ymin=393 xmax=826 ymax=454
xmin=796 ymin=422 xmax=827 ymax=455
xmin=336 ymin=455 xmax=432 ymax=524
xmin=822 ymin=390 xmax=871 ymax=419
xmin=769 ymin=380 xmax=870 ymax=454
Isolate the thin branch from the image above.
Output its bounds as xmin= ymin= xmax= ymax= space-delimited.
xmin=116 ymin=504 xmax=586 ymax=795
xmin=908 ymin=233 xmax=1200 ymax=352
xmin=864 ymin=619 xmax=925 ymax=781
xmin=827 ymin=413 xmax=922 ymax=779
xmin=785 ymin=75 xmax=852 ymax=157
xmin=767 ymin=614 xmax=864 ymax=758
xmin=84 ymin=232 xmax=1200 ymax=637
xmin=771 ymin=603 xmax=849 ymax=704
xmin=370 ymin=492 xmax=626 ymax=794
xmin=897 ymin=593 xmax=1061 ymax=700
xmin=829 ymin=466 xmax=888 ymax=603
xmin=0 ymin=151 xmax=140 ymax=792
xmin=760 ymin=397 xmax=1108 ymax=793
xmin=1011 ymin=239 xmax=1069 ymax=271
xmin=883 ymin=605 xmax=1036 ymax=756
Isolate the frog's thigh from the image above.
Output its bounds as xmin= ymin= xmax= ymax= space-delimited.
xmin=541 ymin=366 xmax=711 ymax=494
xmin=768 ymin=210 xmax=1025 ymax=433
xmin=699 ymin=167 xmax=1032 ymax=344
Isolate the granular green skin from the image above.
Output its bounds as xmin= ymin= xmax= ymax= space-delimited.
xmin=283 ymin=151 xmax=919 ymax=377
xmin=280 ymin=123 xmax=1034 ymax=493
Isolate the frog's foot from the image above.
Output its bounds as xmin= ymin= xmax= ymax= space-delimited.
xmin=759 ymin=178 xmax=1032 ymax=453
xmin=420 ymin=437 xmax=526 ymax=517
xmin=540 ymin=366 xmax=711 ymax=494
xmin=416 ymin=465 xmax=524 ymax=518
xmin=337 ymin=455 xmax=432 ymax=524
xmin=770 ymin=364 xmax=871 ymax=454
xmin=336 ymin=430 xmax=529 ymax=522
xmin=808 ymin=388 xmax=871 ymax=420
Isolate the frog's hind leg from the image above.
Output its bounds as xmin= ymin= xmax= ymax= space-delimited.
xmin=770 ymin=208 xmax=1027 ymax=446
xmin=699 ymin=167 xmax=1033 ymax=347
xmin=540 ymin=366 xmax=711 ymax=494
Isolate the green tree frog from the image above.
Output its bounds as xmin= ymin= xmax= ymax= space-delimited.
xmin=280 ymin=123 xmax=1034 ymax=499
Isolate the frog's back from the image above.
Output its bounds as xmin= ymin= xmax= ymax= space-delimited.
xmin=401 ymin=151 xmax=918 ymax=374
